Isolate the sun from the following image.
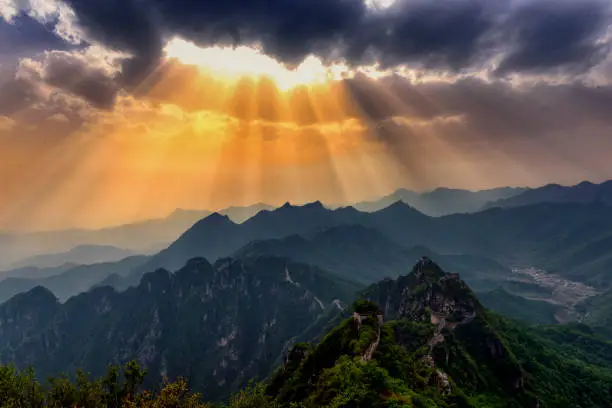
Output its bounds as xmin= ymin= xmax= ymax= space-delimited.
xmin=163 ymin=37 xmax=350 ymax=91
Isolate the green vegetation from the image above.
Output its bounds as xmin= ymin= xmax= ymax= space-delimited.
xmin=0 ymin=361 xmax=211 ymax=408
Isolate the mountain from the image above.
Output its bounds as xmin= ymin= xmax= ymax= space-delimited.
xmin=354 ymin=186 xmax=527 ymax=215
xmin=352 ymin=188 xmax=421 ymax=212
xmin=2 ymin=258 xmax=612 ymax=406
xmin=367 ymin=201 xmax=612 ymax=287
xmin=484 ymin=180 xmax=612 ymax=210
xmin=5 ymin=199 xmax=606 ymax=304
xmin=141 ymin=202 xmax=363 ymax=273
xmin=267 ymin=258 xmax=612 ymax=407
xmin=0 ymin=209 xmax=210 ymax=269
xmin=234 ymin=225 xmax=412 ymax=284
xmin=219 ymin=203 xmax=275 ymax=223
xmin=0 ymin=263 xmax=78 ymax=280
xmin=9 ymin=244 xmax=136 ymax=269
xmin=0 ymin=204 xmax=281 ymax=270
xmin=234 ymin=224 xmax=511 ymax=289
xmin=0 ymin=256 xmax=359 ymax=400
xmin=0 ymin=255 xmax=148 ymax=303
xmin=124 ymin=200 xmax=612 ymax=292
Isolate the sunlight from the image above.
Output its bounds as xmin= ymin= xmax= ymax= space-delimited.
xmin=164 ymin=37 xmax=351 ymax=91
xmin=364 ymin=0 xmax=398 ymax=10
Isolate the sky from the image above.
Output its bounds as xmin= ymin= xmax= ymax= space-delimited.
xmin=1 ymin=0 xmax=612 ymax=231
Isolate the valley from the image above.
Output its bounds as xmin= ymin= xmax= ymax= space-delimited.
xmin=508 ymin=266 xmax=598 ymax=307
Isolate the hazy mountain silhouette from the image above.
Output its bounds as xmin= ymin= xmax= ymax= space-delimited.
xmin=484 ymin=180 xmax=612 ymax=210
xmin=117 ymin=200 xmax=612 ymax=292
xmin=0 ymin=256 xmax=148 ymax=303
xmin=234 ymin=224 xmax=510 ymax=289
xmin=0 ymin=204 xmax=278 ymax=270
xmin=10 ymin=244 xmax=136 ymax=269
xmin=354 ymin=186 xmax=527 ymax=215
xmin=218 ymin=203 xmax=275 ymax=223
xmin=3 ymin=199 xmax=611 ymax=304
xmin=142 ymin=202 xmax=363 ymax=273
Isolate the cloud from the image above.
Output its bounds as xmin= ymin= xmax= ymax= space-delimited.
xmin=496 ymin=0 xmax=611 ymax=75
xmin=37 ymin=50 xmax=120 ymax=109
xmin=0 ymin=68 xmax=43 ymax=116
xmin=1 ymin=0 xmax=607 ymax=95
xmin=0 ymin=0 xmax=83 ymax=45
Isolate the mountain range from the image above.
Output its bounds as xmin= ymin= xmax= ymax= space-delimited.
xmin=353 ymin=180 xmax=612 ymax=216
xmin=3 ymin=179 xmax=611 ymax=272
xmin=0 ymin=203 xmax=273 ymax=269
xmin=2 ymin=257 xmax=611 ymax=407
xmin=1 ymin=198 xmax=610 ymax=309
xmin=234 ymin=224 xmax=510 ymax=290
xmin=484 ymin=180 xmax=612 ymax=210
xmin=0 ymin=255 xmax=148 ymax=303
xmin=0 ymin=256 xmax=358 ymax=401
xmin=9 ymin=244 xmax=136 ymax=270
xmin=352 ymin=186 xmax=528 ymax=215
xmin=126 ymin=199 xmax=612 ymax=288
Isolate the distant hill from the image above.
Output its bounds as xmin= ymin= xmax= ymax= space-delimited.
xmin=0 ymin=204 xmax=278 ymax=269
xmin=234 ymin=224 xmax=510 ymax=290
xmin=1 ymin=199 xmax=610 ymax=304
xmin=484 ymin=180 xmax=612 ymax=210
xmin=353 ymin=186 xmax=527 ymax=215
xmin=10 ymin=244 xmax=136 ymax=269
xmin=218 ymin=203 xmax=275 ymax=223
xmin=0 ymin=255 xmax=148 ymax=303
xmin=0 ymin=209 xmax=210 ymax=268
xmin=116 ymin=200 xmax=612 ymax=291
xmin=140 ymin=202 xmax=363 ymax=274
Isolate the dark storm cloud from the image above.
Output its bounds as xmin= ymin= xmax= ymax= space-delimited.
xmin=48 ymin=0 xmax=611 ymax=88
xmin=41 ymin=51 xmax=118 ymax=109
xmin=0 ymin=0 xmax=606 ymax=112
xmin=59 ymin=0 xmax=163 ymax=87
xmin=353 ymin=0 xmax=496 ymax=70
xmin=496 ymin=0 xmax=611 ymax=75
xmin=153 ymin=0 xmax=366 ymax=66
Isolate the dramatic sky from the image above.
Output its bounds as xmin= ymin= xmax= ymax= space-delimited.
xmin=1 ymin=0 xmax=612 ymax=230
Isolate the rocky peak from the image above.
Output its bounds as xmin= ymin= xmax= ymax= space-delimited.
xmin=399 ymin=258 xmax=480 ymax=323
xmin=362 ymin=257 xmax=481 ymax=322
xmin=411 ymin=256 xmax=446 ymax=284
